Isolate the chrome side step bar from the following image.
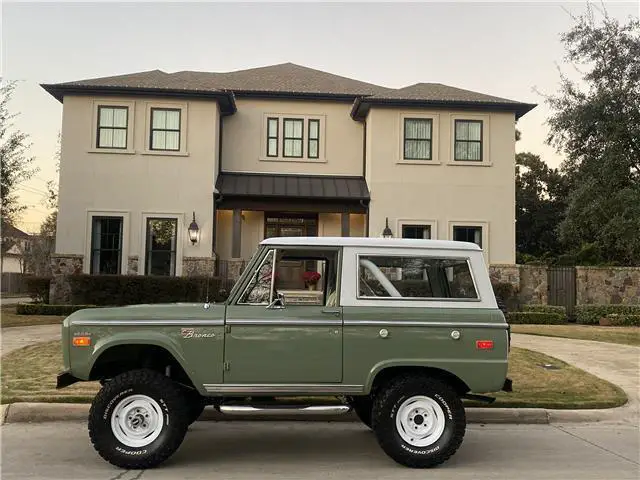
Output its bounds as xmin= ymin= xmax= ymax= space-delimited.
xmin=219 ymin=405 xmax=352 ymax=416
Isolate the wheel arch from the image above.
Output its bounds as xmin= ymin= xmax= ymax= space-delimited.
xmin=368 ymin=365 xmax=471 ymax=397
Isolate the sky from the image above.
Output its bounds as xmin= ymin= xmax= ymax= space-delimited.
xmin=2 ymin=0 xmax=639 ymax=233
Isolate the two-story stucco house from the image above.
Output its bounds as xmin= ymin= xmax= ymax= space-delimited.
xmin=41 ymin=63 xmax=535 ymax=294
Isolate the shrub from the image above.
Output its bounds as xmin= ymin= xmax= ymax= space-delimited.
xmin=575 ymin=304 xmax=640 ymax=325
xmin=492 ymin=282 xmax=520 ymax=313
xmin=65 ymin=274 xmax=231 ymax=306
xmin=602 ymin=314 xmax=640 ymax=327
xmin=25 ymin=276 xmax=52 ymax=304
xmin=522 ymin=304 xmax=567 ymax=321
xmin=506 ymin=312 xmax=566 ymax=325
xmin=16 ymin=303 xmax=96 ymax=316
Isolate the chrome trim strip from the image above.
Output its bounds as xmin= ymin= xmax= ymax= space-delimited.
xmin=343 ymin=320 xmax=507 ymax=329
xmin=226 ymin=319 xmax=342 ymax=326
xmin=203 ymin=384 xmax=364 ymax=394
xmin=219 ymin=405 xmax=351 ymax=416
xmin=71 ymin=319 xmax=224 ymax=326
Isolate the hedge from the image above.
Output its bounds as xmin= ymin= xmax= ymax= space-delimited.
xmin=522 ymin=304 xmax=567 ymax=321
xmin=66 ymin=274 xmax=231 ymax=306
xmin=492 ymin=282 xmax=520 ymax=313
xmin=25 ymin=276 xmax=52 ymax=304
xmin=575 ymin=304 xmax=640 ymax=325
xmin=602 ymin=314 xmax=640 ymax=327
xmin=16 ymin=303 xmax=96 ymax=316
xmin=506 ymin=312 xmax=566 ymax=325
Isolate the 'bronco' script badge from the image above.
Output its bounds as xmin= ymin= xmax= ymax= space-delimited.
xmin=181 ymin=328 xmax=216 ymax=339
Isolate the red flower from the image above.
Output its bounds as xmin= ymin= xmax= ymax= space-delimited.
xmin=303 ymin=271 xmax=321 ymax=283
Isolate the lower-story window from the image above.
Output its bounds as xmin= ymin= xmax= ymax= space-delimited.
xmin=145 ymin=218 xmax=177 ymax=276
xmin=401 ymin=224 xmax=431 ymax=239
xmin=90 ymin=216 xmax=123 ymax=274
xmin=453 ymin=225 xmax=482 ymax=248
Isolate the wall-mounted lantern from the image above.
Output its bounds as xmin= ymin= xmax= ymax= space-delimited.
xmin=382 ymin=217 xmax=393 ymax=238
xmin=188 ymin=211 xmax=200 ymax=244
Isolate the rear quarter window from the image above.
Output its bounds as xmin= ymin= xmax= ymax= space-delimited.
xmin=357 ymin=255 xmax=478 ymax=300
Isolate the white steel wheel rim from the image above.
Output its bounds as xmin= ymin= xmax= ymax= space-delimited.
xmin=395 ymin=395 xmax=446 ymax=447
xmin=110 ymin=394 xmax=164 ymax=448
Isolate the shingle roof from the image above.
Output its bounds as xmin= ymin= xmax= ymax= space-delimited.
xmin=215 ymin=172 xmax=370 ymax=201
xmin=41 ymin=63 xmax=536 ymax=118
xmin=1 ymin=221 xmax=31 ymax=239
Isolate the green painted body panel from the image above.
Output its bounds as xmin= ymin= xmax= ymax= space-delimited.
xmin=224 ymin=305 xmax=343 ymax=383
xmin=61 ymin=245 xmax=510 ymax=397
xmin=342 ymin=307 xmax=509 ymax=393
xmin=65 ymin=303 xmax=225 ymax=394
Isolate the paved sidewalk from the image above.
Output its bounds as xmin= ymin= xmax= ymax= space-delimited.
xmin=1 ymin=324 xmax=61 ymax=355
xmin=512 ymin=333 xmax=640 ymax=425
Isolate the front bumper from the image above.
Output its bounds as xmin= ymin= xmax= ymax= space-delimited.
xmin=56 ymin=370 xmax=80 ymax=389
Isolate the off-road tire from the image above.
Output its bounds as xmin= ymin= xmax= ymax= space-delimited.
xmin=371 ymin=376 xmax=466 ymax=468
xmin=88 ymin=369 xmax=189 ymax=469
xmin=348 ymin=396 xmax=373 ymax=429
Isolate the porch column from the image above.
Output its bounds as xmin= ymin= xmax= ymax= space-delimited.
xmin=232 ymin=209 xmax=242 ymax=258
xmin=341 ymin=212 xmax=350 ymax=237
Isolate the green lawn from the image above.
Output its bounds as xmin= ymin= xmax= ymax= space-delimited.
xmin=0 ymin=341 xmax=627 ymax=410
xmin=1 ymin=306 xmax=65 ymax=329
xmin=512 ymin=324 xmax=640 ymax=346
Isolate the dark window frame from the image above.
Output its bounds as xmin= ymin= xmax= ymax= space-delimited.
xmin=282 ymin=118 xmax=304 ymax=158
xmin=96 ymin=106 xmax=128 ymax=150
xmin=150 ymin=108 xmax=181 ymax=152
xmin=307 ymin=119 xmax=320 ymax=159
xmin=90 ymin=216 xmax=123 ymax=274
xmin=452 ymin=225 xmax=483 ymax=248
xmin=403 ymin=118 xmax=433 ymax=160
xmin=266 ymin=117 xmax=279 ymax=157
xmin=454 ymin=120 xmax=483 ymax=162
xmin=145 ymin=217 xmax=178 ymax=276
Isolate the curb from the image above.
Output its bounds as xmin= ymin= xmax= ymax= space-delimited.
xmin=1 ymin=402 xmax=629 ymax=426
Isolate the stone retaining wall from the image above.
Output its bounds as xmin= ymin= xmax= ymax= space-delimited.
xmin=575 ymin=267 xmax=640 ymax=305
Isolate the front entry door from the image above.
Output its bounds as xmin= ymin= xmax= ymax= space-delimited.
xmin=223 ymin=247 xmax=342 ymax=384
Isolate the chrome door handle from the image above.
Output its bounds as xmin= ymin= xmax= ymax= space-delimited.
xmin=321 ymin=309 xmax=341 ymax=317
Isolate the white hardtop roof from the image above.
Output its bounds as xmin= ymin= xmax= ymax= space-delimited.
xmin=260 ymin=236 xmax=481 ymax=251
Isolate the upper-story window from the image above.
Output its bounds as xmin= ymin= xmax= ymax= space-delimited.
xmin=454 ymin=120 xmax=482 ymax=161
xmin=262 ymin=115 xmax=324 ymax=162
xmin=308 ymin=119 xmax=320 ymax=159
xmin=97 ymin=106 xmax=128 ymax=149
xmin=266 ymin=118 xmax=279 ymax=157
xmin=403 ymin=118 xmax=432 ymax=160
xmin=283 ymin=119 xmax=304 ymax=158
xmin=150 ymin=108 xmax=181 ymax=151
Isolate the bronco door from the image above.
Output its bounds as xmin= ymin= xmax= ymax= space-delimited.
xmin=223 ymin=246 xmax=343 ymax=385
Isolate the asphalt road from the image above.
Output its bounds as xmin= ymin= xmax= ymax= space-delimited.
xmin=1 ymin=421 xmax=638 ymax=480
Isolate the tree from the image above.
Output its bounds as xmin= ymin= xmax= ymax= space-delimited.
xmin=0 ymin=81 xmax=38 ymax=225
xmin=24 ymin=211 xmax=56 ymax=276
xmin=515 ymin=152 xmax=569 ymax=261
xmin=545 ymin=8 xmax=640 ymax=264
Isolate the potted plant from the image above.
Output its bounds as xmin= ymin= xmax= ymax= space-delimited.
xmin=303 ymin=271 xmax=321 ymax=291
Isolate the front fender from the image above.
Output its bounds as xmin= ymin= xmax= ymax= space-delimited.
xmin=73 ymin=331 xmax=192 ymax=385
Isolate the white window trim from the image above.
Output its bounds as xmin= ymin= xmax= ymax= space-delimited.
xmin=448 ymin=113 xmax=491 ymax=166
xmin=398 ymin=112 xmax=440 ymax=164
xmin=260 ymin=113 xmax=327 ymax=163
xmin=88 ymin=100 xmax=136 ymax=154
xmin=140 ymin=212 xmax=185 ymax=276
xmin=448 ymin=220 xmax=489 ymax=262
xmin=84 ymin=210 xmax=130 ymax=274
xmin=397 ymin=219 xmax=438 ymax=240
xmin=142 ymin=102 xmax=189 ymax=156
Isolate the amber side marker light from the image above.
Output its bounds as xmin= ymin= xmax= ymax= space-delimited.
xmin=476 ymin=340 xmax=494 ymax=350
xmin=72 ymin=336 xmax=91 ymax=347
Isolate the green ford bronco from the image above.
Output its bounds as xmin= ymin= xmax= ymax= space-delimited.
xmin=57 ymin=237 xmax=511 ymax=469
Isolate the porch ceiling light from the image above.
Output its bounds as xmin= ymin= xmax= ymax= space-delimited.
xmin=382 ymin=217 xmax=393 ymax=238
xmin=188 ymin=211 xmax=200 ymax=244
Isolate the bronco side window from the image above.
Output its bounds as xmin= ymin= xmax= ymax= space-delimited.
xmin=358 ymin=255 xmax=478 ymax=300
xmin=238 ymin=249 xmax=276 ymax=305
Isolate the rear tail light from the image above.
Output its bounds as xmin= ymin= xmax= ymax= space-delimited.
xmin=476 ymin=340 xmax=494 ymax=350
